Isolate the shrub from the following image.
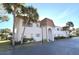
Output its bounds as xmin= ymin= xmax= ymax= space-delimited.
xmin=54 ymin=36 xmax=66 ymax=40
xmin=68 ymin=35 xmax=75 ymax=38
xmin=42 ymin=39 xmax=48 ymax=43
xmin=23 ymin=38 xmax=33 ymax=43
xmin=8 ymin=37 xmax=12 ymax=40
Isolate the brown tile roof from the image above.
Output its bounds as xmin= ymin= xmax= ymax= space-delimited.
xmin=40 ymin=18 xmax=55 ymax=27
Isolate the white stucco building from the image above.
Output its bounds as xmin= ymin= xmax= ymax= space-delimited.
xmin=14 ymin=17 xmax=69 ymax=42
xmin=53 ymin=26 xmax=69 ymax=37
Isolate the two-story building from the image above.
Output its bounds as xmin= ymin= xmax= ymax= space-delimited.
xmin=14 ymin=17 xmax=69 ymax=42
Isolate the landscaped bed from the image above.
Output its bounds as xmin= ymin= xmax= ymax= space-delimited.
xmin=54 ymin=36 xmax=72 ymax=40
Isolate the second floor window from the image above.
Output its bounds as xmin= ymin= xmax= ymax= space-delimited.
xmin=57 ymin=28 xmax=59 ymax=31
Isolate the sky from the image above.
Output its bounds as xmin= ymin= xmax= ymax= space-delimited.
xmin=0 ymin=3 xmax=79 ymax=30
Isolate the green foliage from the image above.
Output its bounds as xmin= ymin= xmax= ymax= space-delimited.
xmin=42 ymin=39 xmax=48 ymax=43
xmin=3 ymin=3 xmax=24 ymax=13
xmin=27 ymin=6 xmax=39 ymax=22
xmin=63 ymin=21 xmax=74 ymax=34
xmin=54 ymin=36 xmax=66 ymax=40
xmin=23 ymin=38 xmax=34 ymax=43
xmin=0 ymin=28 xmax=11 ymax=40
xmin=3 ymin=3 xmax=12 ymax=13
xmin=0 ymin=17 xmax=2 ymax=20
xmin=69 ymin=35 xmax=73 ymax=38
xmin=22 ymin=6 xmax=39 ymax=24
xmin=0 ymin=40 xmax=10 ymax=51
xmin=66 ymin=21 xmax=74 ymax=27
xmin=76 ymin=28 xmax=79 ymax=36
xmin=0 ymin=16 xmax=2 ymax=23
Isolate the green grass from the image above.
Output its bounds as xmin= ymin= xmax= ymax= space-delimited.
xmin=0 ymin=40 xmax=49 ymax=52
xmin=0 ymin=40 xmax=11 ymax=52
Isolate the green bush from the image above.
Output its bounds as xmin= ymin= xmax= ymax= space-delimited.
xmin=23 ymin=38 xmax=33 ymax=42
xmin=69 ymin=35 xmax=73 ymax=38
xmin=54 ymin=36 xmax=66 ymax=39
xmin=8 ymin=37 xmax=12 ymax=40
xmin=42 ymin=39 xmax=48 ymax=43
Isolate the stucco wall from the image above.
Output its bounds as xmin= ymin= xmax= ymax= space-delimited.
xmin=24 ymin=26 xmax=42 ymax=41
xmin=15 ymin=19 xmax=69 ymax=42
xmin=52 ymin=26 xmax=69 ymax=37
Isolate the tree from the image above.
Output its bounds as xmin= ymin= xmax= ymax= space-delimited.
xmin=2 ymin=4 xmax=39 ymax=45
xmin=0 ymin=28 xmax=11 ymax=40
xmin=0 ymin=16 xmax=2 ymax=23
xmin=66 ymin=21 xmax=74 ymax=33
xmin=3 ymin=3 xmax=26 ymax=46
xmin=21 ymin=6 xmax=39 ymax=44
xmin=76 ymin=28 xmax=79 ymax=36
xmin=66 ymin=21 xmax=74 ymax=28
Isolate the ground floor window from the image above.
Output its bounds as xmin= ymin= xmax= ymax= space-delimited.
xmin=36 ymin=34 xmax=40 ymax=37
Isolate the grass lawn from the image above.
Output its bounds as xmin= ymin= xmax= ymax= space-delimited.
xmin=0 ymin=40 xmax=11 ymax=52
xmin=0 ymin=40 xmax=49 ymax=52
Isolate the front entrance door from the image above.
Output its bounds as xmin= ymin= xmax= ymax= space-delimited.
xmin=48 ymin=28 xmax=52 ymax=42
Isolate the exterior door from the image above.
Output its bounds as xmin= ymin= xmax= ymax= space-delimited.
xmin=48 ymin=28 xmax=52 ymax=41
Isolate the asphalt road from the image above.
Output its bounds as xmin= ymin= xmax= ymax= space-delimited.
xmin=0 ymin=37 xmax=79 ymax=55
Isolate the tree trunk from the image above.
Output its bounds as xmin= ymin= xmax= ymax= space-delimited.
xmin=21 ymin=24 xmax=26 ymax=44
xmin=12 ymin=12 xmax=16 ymax=46
xmin=21 ymin=18 xmax=29 ymax=44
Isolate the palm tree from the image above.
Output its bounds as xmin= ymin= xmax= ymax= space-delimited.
xmin=3 ymin=3 xmax=26 ymax=46
xmin=21 ymin=6 xmax=39 ymax=44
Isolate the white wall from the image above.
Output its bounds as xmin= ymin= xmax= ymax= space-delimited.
xmin=52 ymin=27 xmax=69 ymax=37
xmin=15 ymin=22 xmax=42 ymax=42
xmin=42 ymin=26 xmax=47 ymax=40
xmin=24 ymin=26 xmax=42 ymax=41
xmin=42 ymin=26 xmax=54 ymax=41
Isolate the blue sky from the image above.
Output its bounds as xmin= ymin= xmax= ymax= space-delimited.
xmin=0 ymin=14 xmax=13 ymax=30
xmin=0 ymin=3 xmax=79 ymax=30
